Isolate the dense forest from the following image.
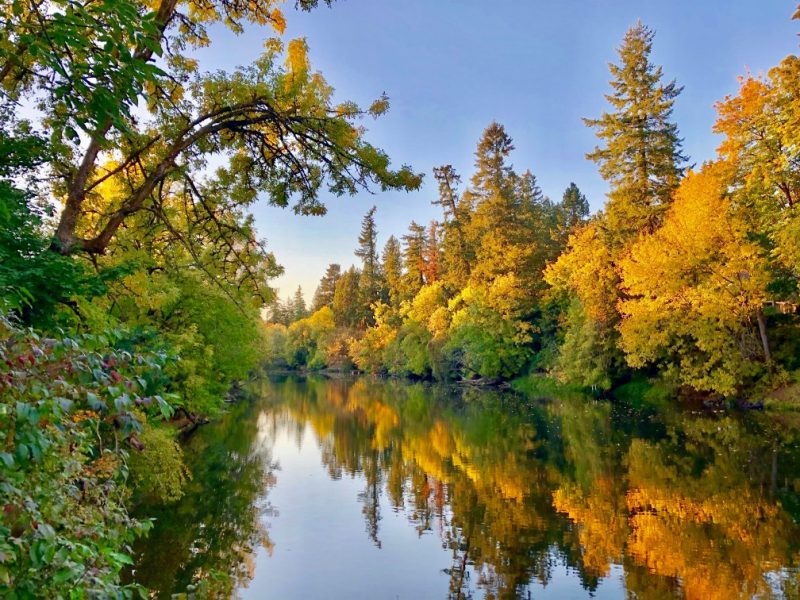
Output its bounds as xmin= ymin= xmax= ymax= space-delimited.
xmin=265 ymin=17 xmax=800 ymax=399
xmin=0 ymin=0 xmax=799 ymax=597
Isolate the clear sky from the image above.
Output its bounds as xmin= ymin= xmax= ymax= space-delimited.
xmin=193 ymin=1 xmax=798 ymax=303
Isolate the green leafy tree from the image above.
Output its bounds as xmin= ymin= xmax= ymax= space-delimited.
xmin=2 ymin=1 xmax=421 ymax=260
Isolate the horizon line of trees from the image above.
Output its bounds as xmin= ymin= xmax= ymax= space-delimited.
xmin=265 ymin=15 xmax=800 ymax=399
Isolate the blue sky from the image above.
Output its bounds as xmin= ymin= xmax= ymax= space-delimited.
xmin=195 ymin=1 xmax=799 ymax=303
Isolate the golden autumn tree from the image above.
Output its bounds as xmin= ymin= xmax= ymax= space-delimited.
xmin=618 ymin=163 xmax=771 ymax=395
xmin=544 ymin=222 xmax=620 ymax=389
xmin=714 ymin=49 xmax=800 ymax=293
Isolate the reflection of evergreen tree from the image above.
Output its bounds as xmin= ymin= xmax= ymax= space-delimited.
xmin=136 ymin=377 xmax=800 ymax=599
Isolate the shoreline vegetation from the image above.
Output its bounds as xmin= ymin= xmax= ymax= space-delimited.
xmin=0 ymin=1 xmax=799 ymax=598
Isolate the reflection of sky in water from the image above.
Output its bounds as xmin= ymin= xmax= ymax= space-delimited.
xmin=242 ymin=416 xmax=625 ymax=600
xmin=133 ymin=378 xmax=800 ymax=599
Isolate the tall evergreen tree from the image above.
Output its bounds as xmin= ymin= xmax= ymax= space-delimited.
xmin=355 ymin=206 xmax=381 ymax=307
xmin=381 ymin=236 xmax=404 ymax=308
xmin=432 ymin=165 xmax=463 ymax=223
xmin=584 ymin=22 xmax=687 ymax=243
xmin=292 ymin=286 xmax=308 ymax=321
xmin=312 ymin=263 xmax=341 ymax=312
xmin=433 ymin=165 xmax=471 ymax=290
xmin=464 ymin=123 xmax=542 ymax=300
xmin=422 ymin=221 xmax=442 ymax=284
xmin=401 ymin=221 xmax=428 ymax=299
xmin=559 ymin=183 xmax=590 ymax=231
xmin=332 ymin=266 xmax=361 ymax=327
xmin=465 ymin=121 xmax=515 ymax=204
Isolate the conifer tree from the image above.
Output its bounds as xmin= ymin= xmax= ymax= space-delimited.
xmin=381 ymin=236 xmax=404 ymax=307
xmin=355 ymin=206 xmax=381 ymax=310
xmin=432 ymin=165 xmax=463 ymax=223
xmin=559 ymin=183 xmax=590 ymax=231
xmin=401 ymin=221 xmax=428 ymax=299
xmin=292 ymin=286 xmax=308 ymax=321
xmin=332 ymin=266 xmax=361 ymax=327
xmin=312 ymin=263 xmax=342 ymax=312
xmin=422 ymin=221 xmax=442 ymax=284
xmin=584 ymin=22 xmax=687 ymax=243
xmin=433 ymin=165 xmax=471 ymax=289
xmin=464 ymin=124 xmax=542 ymax=298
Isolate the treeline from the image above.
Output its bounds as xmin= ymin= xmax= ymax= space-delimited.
xmin=0 ymin=0 xmax=419 ymax=597
xmin=266 ymin=17 xmax=800 ymax=398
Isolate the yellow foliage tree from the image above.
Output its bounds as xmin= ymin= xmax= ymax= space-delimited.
xmin=618 ymin=163 xmax=771 ymax=395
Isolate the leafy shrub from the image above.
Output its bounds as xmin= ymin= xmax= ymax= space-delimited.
xmin=0 ymin=316 xmax=175 ymax=598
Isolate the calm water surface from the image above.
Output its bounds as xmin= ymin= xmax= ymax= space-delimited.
xmin=132 ymin=376 xmax=800 ymax=599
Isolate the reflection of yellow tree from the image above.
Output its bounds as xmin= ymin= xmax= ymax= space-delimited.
xmin=549 ymin=396 xmax=628 ymax=579
xmin=264 ymin=376 xmax=800 ymax=599
xmin=625 ymin=422 xmax=796 ymax=600
xmin=276 ymin=377 xmax=559 ymax=599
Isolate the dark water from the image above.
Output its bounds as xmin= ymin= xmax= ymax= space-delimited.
xmin=131 ymin=375 xmax=800 ymax=599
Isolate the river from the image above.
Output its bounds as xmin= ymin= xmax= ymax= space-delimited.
xmin=131 ymin=375 xmax=800 ymax=599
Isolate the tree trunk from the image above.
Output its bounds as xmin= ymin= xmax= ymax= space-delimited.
xmin=756 ymin=307 xmax=772 ymax=363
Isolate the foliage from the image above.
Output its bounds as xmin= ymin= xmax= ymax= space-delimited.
xmin=128 ymin=423 xmax=190 ymax=504
xmin=0 ymin=316 xmax=175 ymax=598
xmin=448 ymin=284 xmax=531 ymax=380
xmin=618 ymin=164 xmax=770 ymax=395
xmin=285 ymin=306 xmax=336 ymax=369
xmin=584 ymin=21 xmax=687 ymax=243
xmin=0 ymin=126 xmax=110 ymax=325
xmin=714 ymin=54 xmax=800 ymax=297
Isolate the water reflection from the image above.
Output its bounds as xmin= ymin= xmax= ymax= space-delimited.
xmin=133 ymin=376 xmax=800 ymax=599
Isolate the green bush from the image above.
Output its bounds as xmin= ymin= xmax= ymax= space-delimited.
xmin=0 ymin=316 xmax=175 ymax=598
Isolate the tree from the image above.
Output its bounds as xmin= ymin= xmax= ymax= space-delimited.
xmin=401 ymin=221 xmax=428 ymax=300
xmin=2 ymin=0 xmax=421 ymax=261
xmin=559 ymin=183 xmax=590 ymax=232
xmin=432 ymin=165 xmax=471 ymax=290
xmin=714 ymin=54 xmax=800 ymax=296
xmin=355 ymin=206 xmax=381 ymax=320
xmin=292 ymin=286 xmax=308 ymax=321
xmin=464 ymin=124 xmax=544 ymax=306
xmin=618 ymin=164 xmax=771 ymax=395
xmin=584 ymin=22 xmax=687 ymax=244
xmin=381 ymin=236 xmax=403 ymax=308
xmin=332 ymin=266 xmax=361 ymax=327
xmin=0 ymin=124 xmax=108 ymax=324
xmin=312 ymin=263 xmax=342 ymax=311
xmin=544 ymin=221 xmax=622 ymax=389
xmin=422 ymin=221 xmax=441 ymax=284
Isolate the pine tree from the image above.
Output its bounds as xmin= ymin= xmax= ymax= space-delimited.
xmin=433 ymin=165 xmax=471 ymax=290
xmin=559 ymin=183 xmax=590 ymax=231
xmin=464 ymin=123 xmax=541 ymax=298
xmin=381 ymin=236 xmax=403 ymax=307
xmin=401 ymin=221 xmax=428 ymax=299
xmin=432 ymin=165 xmax=462 ymax=223
xmin=584 ymin=22 xmax=687 ymax=244
xmin=312 ymin=263 xmax=341 ymax=312
xmin=355 ymin=206 xmax=381 ymax=310
xmin=292 ymin=286 xmax=308 ymax=321
xmin=332 ymin=266 xmax=361 ymax=327
xmin=422 ymin=221 xmax=441 ymax=284
xmin=466 ymin=121 xmax=515 ymax=204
